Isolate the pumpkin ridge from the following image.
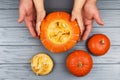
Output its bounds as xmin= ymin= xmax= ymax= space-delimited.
xmin=40 ymin=12 xmax=80 ymax=53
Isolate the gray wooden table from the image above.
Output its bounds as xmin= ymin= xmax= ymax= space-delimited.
xmin=0 ymin=0 xmax=120 ymax=80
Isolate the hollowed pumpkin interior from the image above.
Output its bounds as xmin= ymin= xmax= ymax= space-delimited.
xmin=47 ymin=20 xmax=71 ymax=44
xmin=30 ymin=53 xmax=53 ymax=75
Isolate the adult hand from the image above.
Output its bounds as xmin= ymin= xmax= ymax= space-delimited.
xmin=18 ymin=0 xmax=37 ymax=38
xmin=82 ymin=0 xmax=104 ymax=40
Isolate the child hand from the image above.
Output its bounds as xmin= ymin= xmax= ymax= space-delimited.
xmin=82 ymin=0 xmax=104 ymax=40
xmin=35 ymin=10 xmax=46 ymax=36
xmin=71 ymin=10 xmax=84 ymax=35
xmin=33 ymin=0 xmax=46 ymax=36
xmin=18 ymin=0 xmax=37 ymax=38
xmin=71 ymin=0 xmax=86 ymax=41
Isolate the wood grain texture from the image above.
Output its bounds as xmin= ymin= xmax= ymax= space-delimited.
xmin=0 ymin=0 xmax=120 ymax=10
xmin=0 ymin=45 xmax=119 ymax=64
xmin=0 ymin=64 xmax=120 ymax=80
xmin=0 ymin=10 xmax=120 ymax=27
xmin=0 ymin=28 xmax=119 ymax=45
xmin=0 ymin=0 xmax=120 ymax=80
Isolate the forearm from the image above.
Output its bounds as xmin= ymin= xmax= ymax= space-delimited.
xmin=73 ymin=0 xmax=86 ymax=11
xmin=33 ymin=0 xmax=45 ymax=13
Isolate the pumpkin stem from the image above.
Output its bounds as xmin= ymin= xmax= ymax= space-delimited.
xmin=100 ymin=40 xmax=105 ymax=44
xmin=78 ymin=62 xmax=82 ymax=67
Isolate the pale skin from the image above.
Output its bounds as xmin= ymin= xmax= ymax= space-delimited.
xmin=18 ymin=0 xmax=37 ymax=38
xmin=33 ymin=0 xmax=46 ymax=36
xmin=71 ymin=0 xmax=86 ymax=40
xmin=82 ymin=0 xmax=104 ymax=40
xmin=71 ymin=0 xmax=104 ymax=40
xmin=18 ymin=0 xmax=104 ymax=41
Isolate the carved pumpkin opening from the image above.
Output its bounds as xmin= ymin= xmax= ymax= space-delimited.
xmin=48 ymin=20 xmax=71 ymax=44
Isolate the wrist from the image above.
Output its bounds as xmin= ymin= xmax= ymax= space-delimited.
xmin=37 ymin=9 xmax=46 ymax=14
xmin=87 ymin=0 xmax=96 ymax=4
xmin=72 ymin=8 xmax=82 ymax=13
xmin=73 ymin=0 xmax=86 ymax=10
xmin=33 ymin=0 xmax=45 ymax=13
xmin=72 ymin=9 xmax=82 ymax=16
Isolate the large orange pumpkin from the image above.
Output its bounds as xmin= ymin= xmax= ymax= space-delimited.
xmin=66 ymin=50 xmax=93 ymax=77
xmin=40 ymin=12 xmax=80 ymax=53
xmin=88 ymin=34 xmax=110 ymax=56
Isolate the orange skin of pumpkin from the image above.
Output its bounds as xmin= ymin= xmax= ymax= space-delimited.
xmin=88 ymin=34 xmax=110 ymax=56
xmin=66 ymin=50 xmax=93 ymax=77
xmin=40 ymin=12 xmax=80 ymax=53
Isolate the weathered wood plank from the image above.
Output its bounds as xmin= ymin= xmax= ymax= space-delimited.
xmin=0 ymin=0 xmax=120 ymax=10
xmin=0 ymin=10 xmax=25 ymax=27
xmin=45 ymin=0 xmax=120 ymax=10
xmin=0 ymin=0 xmax=119 ymax=80
xmin=0 ymin=45 xmax=119 ymax=63
xmin=97 ymin=0 xmax=120 ymax=10
xmin=0 ymin=0 xmax=18 ymax=9
xmin=0 ymin=10 xmax=120 ymax=27
xmin=0 ymin=28 xmax=119 ymax=46
xmin=0 ymin=64 xmax=119 ymax=80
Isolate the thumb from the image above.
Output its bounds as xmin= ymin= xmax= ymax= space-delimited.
xmin=71 ymin=15 xmax=76 ymax=21
xmin=94 ymin=11 xmax=104 ymax=25
xmin=36 ymin=21 xmax=41 ymax=36
xmin=36 ymin=11 xmax=46 ymax=36
xmin=18 ymin=8 xmax=26 ymax=23
xmin=36 ymin=16 xmax=43 ymax=36
xmin=76 ymin=17 xmax=84 ymax=35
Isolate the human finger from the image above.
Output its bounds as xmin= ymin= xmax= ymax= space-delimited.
xmin=94 ymin=10 xmax=104 ymax=25
xmin=82 ymin=20 xmax=93 ymax=41
xmin=18 ymin=5 xmax=26 ymax=23
xmin=25 ymin=17 xmax=37 ymax=38
xmin=76 ymin=17 xmax=85 ymax=35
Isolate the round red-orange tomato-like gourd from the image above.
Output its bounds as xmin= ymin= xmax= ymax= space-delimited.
xmin=40 ymin=12 xmax=80 ymax=53
xmin=66 ymin=50 xmax=93 ymax=77
xmin=88 ymin=34 xmax=110 ymax=56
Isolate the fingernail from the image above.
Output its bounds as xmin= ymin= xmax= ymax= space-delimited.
xmin=71 ymin=19 xmax=73 ymax=21
xmin=82 ymin=39 xmax=86 ymax=41
xmin=71 ymin=17 xmax=75 ymax=22
xmin=32 ymin=34 xmax=37 ymax=38
xmin=18 ymin=19 xmax=21 ymax=23
xmin=101 ymin=22 xmax=104 ymax=26
xmin=81 ymin=36 xmax=86 ymax=41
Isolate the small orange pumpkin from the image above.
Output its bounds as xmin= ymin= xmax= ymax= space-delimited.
xmin=88 ymin=34 xmax=110 ymax=56
xmin=40 ymin=12 xmax=80 ymax=53
xmin=66 ymin=50 xmax=93 ymax=77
